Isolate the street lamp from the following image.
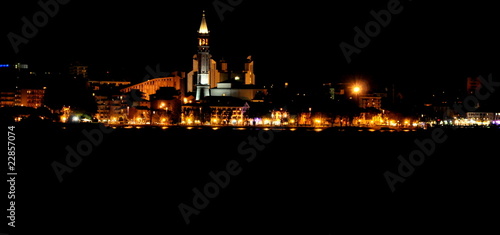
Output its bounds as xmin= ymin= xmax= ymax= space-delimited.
xmin=353 ymin=86 xmax=361 ymax=107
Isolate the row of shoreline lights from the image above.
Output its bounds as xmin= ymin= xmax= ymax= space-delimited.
xmin=59 ymin=112 xmax=500 ymax=127
xmin=68 ymin=115 xmax=497 ymax=127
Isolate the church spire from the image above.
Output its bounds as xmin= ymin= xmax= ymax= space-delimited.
xmin=198 ymin=10 xmax=209 ymax=34
xmin=195 ymin=10 xmax=211 ymax=101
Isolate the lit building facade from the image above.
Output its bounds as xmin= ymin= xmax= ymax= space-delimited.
xmin=270 ymin=109 xmax=291 ymax=126
xmin=90 ymin=81 xmax=131 ymax=123
xmin=208 ymin=103 xmax=249 ymax=126
xmin=0 ymin=91 xmax=15 ymax=107
xmin=210 ymin=81 xmax=267 ymax=101
xmin=467 ymin=77 xmax=481 ymax=95
xmin=466 ymin=112 xmax=495 ymax=125
xmin=15 ymin=88 xmax=45 ymax=108
xmin=360 ymin=96 xmax=382 ymax=110
xmin=244 ymin=56 xmax=256 ymax=85
xmin=94 ymin=94 xmax=128 ymax=123
xmin=69 ymin=62 xmax=88 ymax=79
xmin=181 ymin=96 xmax=250 ymax=125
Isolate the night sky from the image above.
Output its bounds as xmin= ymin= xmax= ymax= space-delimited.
xmin=1 ymin=0 xmax=499 ymax=92
xmin=2 ymin=2 xmax=500 ymax=233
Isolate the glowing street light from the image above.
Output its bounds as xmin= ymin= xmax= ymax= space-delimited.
xmin=314 ymin=118 xmax=322 ymax=126
xmin=353 ymin=86 xmax=361 ymax=106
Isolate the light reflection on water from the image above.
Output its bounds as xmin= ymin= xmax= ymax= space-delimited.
xmin=62 ymin=124 xmax=436 ymax=133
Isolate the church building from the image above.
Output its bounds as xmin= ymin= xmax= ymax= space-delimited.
xmin=187 ymin=11 xmax=259 ymax=101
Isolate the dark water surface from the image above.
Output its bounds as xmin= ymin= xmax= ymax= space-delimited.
xmin=9 ymin=124 xmax=499 ymax=234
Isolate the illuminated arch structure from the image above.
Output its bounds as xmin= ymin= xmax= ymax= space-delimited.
xmin=120 ymin=73 xmax=183 ymax=101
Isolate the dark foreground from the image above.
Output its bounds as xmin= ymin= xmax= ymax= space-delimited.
xmin=6 ymin=123 xmax=500 ymax=234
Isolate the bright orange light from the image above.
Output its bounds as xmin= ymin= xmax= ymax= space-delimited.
xmin=353 ymin=86 xmax=361 ymax=93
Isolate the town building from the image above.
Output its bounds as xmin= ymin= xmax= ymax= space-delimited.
xmin=466 ymin=77 xmax=481 ymax=95
xmin=359 ymin=96 xmax=382 ymax=110
xmin=15 ymin=88 xmax=46 ymax=108
xmin=210 ymin=81 xmax=266 ymax=102
xmin=89 ymin=81 xmax=131 ymax=123
xmin=0 ymin=90 xmax=15 ymax=107
xmin=181 ymin=96 xmax=250 ymax=125
xmin=466 ymin=112 xmax=495 ymax=125
xmin=94 ymin=94 xmax=128 ymax=123
xmin=69 ymin=62 xmax=89 ymax=79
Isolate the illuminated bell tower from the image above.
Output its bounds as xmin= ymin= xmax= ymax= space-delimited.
xmin=196 ymin=11 xmax=211 ymax=101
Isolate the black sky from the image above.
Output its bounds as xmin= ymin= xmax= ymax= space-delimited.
xmin=1 ymin=0 xmax=499 ymax=92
